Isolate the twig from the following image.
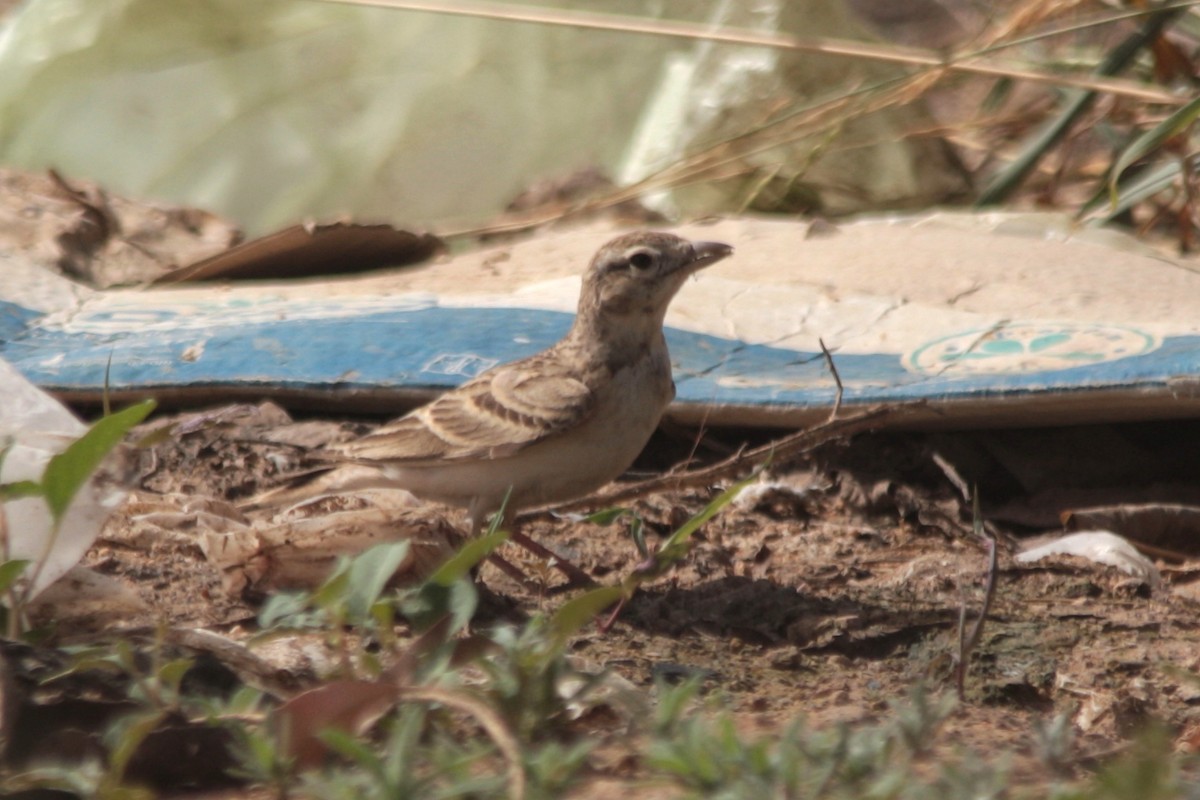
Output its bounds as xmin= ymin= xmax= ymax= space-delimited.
xmin=683 ymin=401 xmax=718 ymax=471
xmin=536 ymin=404 xmax=896 ymax=518
xmin=956 ymin=488 xmax=999 ymax=702
xmin=818 ymin=337 xmax=842 ymax=421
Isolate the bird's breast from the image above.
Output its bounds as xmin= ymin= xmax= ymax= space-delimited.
xmin=593 ymin=340 xmax=673 ymax=419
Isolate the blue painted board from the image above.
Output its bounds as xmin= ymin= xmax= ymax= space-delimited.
xmin=0 ymin=296 xmax=1189 ymax=426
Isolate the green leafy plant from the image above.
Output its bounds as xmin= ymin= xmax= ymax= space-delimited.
xmin=227 ymin=475 xmax=757 ymax=798
xmin=549 ymin=470 xmax=760 ymax=636
xmin=1 ymin=625 xmax=223 ymax=798
xmin=584 ymin=506 xmax=649 ymax=557
xmin=647 ymin=682 xmax=972 ymax=799
xmin=303 ymin=706 xmax=503 ymax=799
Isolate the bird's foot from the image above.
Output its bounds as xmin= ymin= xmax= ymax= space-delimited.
xmin=507 ymin=529 xmax=597 ymax=589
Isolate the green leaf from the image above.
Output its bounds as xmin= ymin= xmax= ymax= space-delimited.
xmin=0 ymin=480 xmax=43 ymax=501
xmin=656 ymin=470 xmax=760 ymax=565
xmin=428 ymin=529 xmax=508 ymax=587
xmin=103 ymin=708 xmax=166 ymax=787
xmin=0 ymin=443 xmax=40 ymax=501
xmin=313 ymin=567 xmax=351 ymax=611
xmin=980 ymin=76 xmax=1014 ymax=114
xmin=318 ymin=728 xmax=384 ymax=774
xmin=629 ymin=513 xmax=647 ymax=558
xmin=156 ymin=657 xmax=194 ymax=695
xmin=582 ymin=507 xmax=648 ymax=555
xmin=223 ymin=686 xmax=266 ymax=716
xmin=41 ymin=399 xmax=156 ymax=521
xmin=548 ymin=585 xmax=626 ymax=647
xmin=0 ymin=559 xmax=31 ymax=593
xmin=405 ymin=578 xmax=478 ymax=636
xmin=133 ymin=423 xmax=175 ymax=449
xmin=257 ymin=590 xmax=314 ymax=629
xmin=345 ymin=540 xmax=411 ymax=620
xmin=1109 ymin=93 xmax=1200 ymax=205
xmin=583 ymin=507 xmax=632 ymax=525
xmin=1081 ymin=158 xmax=1190 ymax=223
xmin=40 ymin=645 xmax=127 ymax=684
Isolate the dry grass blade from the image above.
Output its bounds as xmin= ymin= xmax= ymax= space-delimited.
xmin=318 ymin=0 xmax=1186 ymax=104
xmin=400 ymin=686 xmax=527 ymax=800
xmin=979 ymin=0 xmax=1091 ymax=46
xmin=404 ymin=1 xmax=1192 ymax=240
xmin=956 ymin=490 xmax=999 ymax=702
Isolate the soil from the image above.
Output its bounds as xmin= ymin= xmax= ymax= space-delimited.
xmin=36 ymin=403 xmax=1200 ymax=793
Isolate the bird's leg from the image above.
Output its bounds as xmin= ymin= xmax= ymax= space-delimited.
xmin=463 ymin=502 xmax=539 ymax=587
xmin=484 ymin=549 xmax=541 ymax=587
xmin=506 ymin=526 xmax=596 ymax=589
xmin=469 ymin=503 xmax=596 ymax=589
xmin=498 ymin=506 xmax=597 ymax=588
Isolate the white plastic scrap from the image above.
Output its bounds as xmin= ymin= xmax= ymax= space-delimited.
xmin=0 ymin=357 xmax=129 ymax=599
xmin=732 ymin=479 xmax=812 ymax=512
xmin=1016 ymin=530 xmax=1161 ymax=589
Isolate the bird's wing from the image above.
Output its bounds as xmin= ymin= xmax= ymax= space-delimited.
xmin=332 ymin=358 xmax=595 ymax=464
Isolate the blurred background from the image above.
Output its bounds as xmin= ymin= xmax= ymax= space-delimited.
xmin=0 ymin=0 xmax=1194 ymax=246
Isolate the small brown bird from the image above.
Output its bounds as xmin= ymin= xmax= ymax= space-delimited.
xmin=328 ymin=232 xmax=732 ymax=537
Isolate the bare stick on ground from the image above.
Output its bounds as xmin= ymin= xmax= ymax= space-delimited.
xmin=542 ymin=404 xmax=897 ymax=519
xmin=956 ymin=488 xmax=999 ymax=702
xmin=819 ymin=336 xmax=843 ymax=421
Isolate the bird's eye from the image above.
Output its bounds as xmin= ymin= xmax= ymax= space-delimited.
xmin=627 ymin=250 xmax=656 ymax=271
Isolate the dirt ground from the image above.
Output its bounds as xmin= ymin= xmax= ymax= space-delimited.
xmin=4 ymin=4 xmax=1199 ymax=792
xmin=53 ymin=402 xmax=1200 ymax=792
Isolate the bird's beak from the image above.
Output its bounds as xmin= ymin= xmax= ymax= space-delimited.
xmin=688 ymin=240 xmax=733 ymax=271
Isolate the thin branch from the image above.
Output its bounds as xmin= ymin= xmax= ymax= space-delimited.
xmin=683 ymin=401 xmax=719 ymax=471
xmin=956 ymin=488 xmax=999 ymax=702
xmin=535 ymin=404 xmax=896 ymax=517
xmin=819 ymin=337 xmax=843 ymax=421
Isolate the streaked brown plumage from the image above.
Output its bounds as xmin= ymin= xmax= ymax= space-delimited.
xmin=328 ymin=232 xmax=733 ymax=533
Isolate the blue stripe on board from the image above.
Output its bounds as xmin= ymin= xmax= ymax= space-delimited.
xmin=0 ymin=301 xmax=1190 ymax=407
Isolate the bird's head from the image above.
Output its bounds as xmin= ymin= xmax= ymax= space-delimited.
xmin=577 ymin=233 xmax=732 ymax=332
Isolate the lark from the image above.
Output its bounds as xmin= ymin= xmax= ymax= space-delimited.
xmin=327 ymin=232 xmax=732 ymax=542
